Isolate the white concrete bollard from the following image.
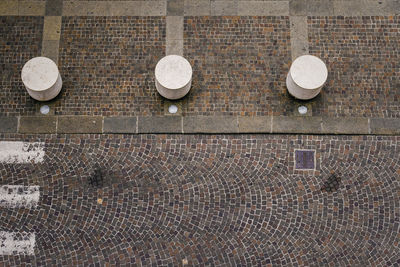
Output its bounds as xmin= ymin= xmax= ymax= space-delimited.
xmin=21 ymin=57 xmax=62 ymax=101
xmin=286 ymin=55 xmax=328 ymax=100
xmin=155 ymin=55 xmax=192 ymax=100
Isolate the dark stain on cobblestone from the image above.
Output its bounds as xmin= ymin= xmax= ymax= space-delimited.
xmin=321 ymin=172 xmax=342 ymax=192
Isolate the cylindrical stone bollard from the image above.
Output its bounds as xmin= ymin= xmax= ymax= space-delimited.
xmin=21 ymin=57 xmax=62 ymax=101
xmin=155 ymin=55 xmax=192 ymax=100
xmin=286 ymin=55 xmax=328 ymax=100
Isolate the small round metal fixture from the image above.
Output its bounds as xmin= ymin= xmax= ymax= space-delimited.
xmin=40 ymin=105 xmax=50 ymax=115
xmin=168 ymin=104 xmax=178 ymax=114
xmin=298 ymin=105 xmax=308 ymax=115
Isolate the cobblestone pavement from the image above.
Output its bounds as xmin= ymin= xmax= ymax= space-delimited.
xmin=0 ymin=134 xmax=399 ymax=266
xmin=0 ymin=14 xmax=398 ymax=117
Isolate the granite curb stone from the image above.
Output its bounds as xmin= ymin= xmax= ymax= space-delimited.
xmin=183 ymin=116 xmax=238 ymax=133
xmin=273 ymin=116 xmax=322 ymax=134
xmin=104 ymin=117 xmax=137 ymax=134
xmin=321 ymin=117 xmax=369 ymax=134
xmin=19 ymin=116 xmax=57 ymax=134
xmin=58 ymin=116 xmax=103 ymax=133
xmin=370 ymin=118 xmax=400 ymax=135
xmin=138 ymin=116 xmax=182 ymax=133
xmin=0 ymin=117 xmax=18 ymax=133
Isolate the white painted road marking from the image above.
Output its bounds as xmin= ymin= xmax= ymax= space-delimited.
xmin=0 ymin=185 xmax=40 ymax=208
xmin=0 ymin=141 xmax=45 ymax=164
xmin=0 ymin=231 xmax=35 ymax=255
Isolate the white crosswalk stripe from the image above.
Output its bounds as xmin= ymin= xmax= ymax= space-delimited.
xmin=0 ymin=141 xmax=45 ymax=164
xmin=0 ymin=185 xmax=40 ymax=208
xmin=0 ymin=231 xmax=36 ymax=255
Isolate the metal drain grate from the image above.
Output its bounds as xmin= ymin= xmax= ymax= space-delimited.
xmin=321 ymin=173 xmax=341 ymax=192
xmin=295 ymin=150 xmax=315 ymax=170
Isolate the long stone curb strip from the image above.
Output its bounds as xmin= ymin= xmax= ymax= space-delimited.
xmin=1 ymin=116 xmax=399 ymax=135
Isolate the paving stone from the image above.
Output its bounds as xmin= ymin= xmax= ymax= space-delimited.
xmin=19 ymin=116 xmax=57 ymax=133
xmin=333 ymin=0 xmax=399 ymax=15
xmin=238 ymin=116 xmax=272 ymax=133
xmin=0 ymin=16 xmax=43 ymax=117
xmin=109 ymin=2 xmax=142 ymax=16
xmin=62 ymin=1 xmax=89 ymax=16
xmin=183 ymin=116 xmax=238 ymax=133
xmin=58 ymin=116 xmax=103 ymax=133
xmin=45 ymin=0 xmax=63 ymax=16
xmin=184 ymin=0 xmax=210 ymax=15
xmin=166 ymin=38 xmax=183 ymax=55
xmin=370 ymin=118 xmax=400 ymax=135
xmin=43 ymin=16 xmax=62 ymax=41
xmin=184 ymin=16 xmax=291 ymax=116
xmin=289 ymin=0 xmax=333 ymax=15
xmin=104 ymin=117 xmax=137 ymax=133
xmin=0 ymin=1 xmax=18 ymax=15
xmin=41 ymin=40 xmax=60 ymax=64
xmin=19 ymin=1 xmax=46 ymax=15
xmin=308 ymin=16 xmax=399 ymax=118
xmin=211 ymin=1 xmax=238 ymax=15
xmin=0 ymin=117 xmax=18 ymax=133
xmin=289 ymin=15 xmax=308 ymax=60
xmin=0 ymin=133 xmax=398 ymax=266
xmin=59 ymin=16 xmax=165 ymax=116
xmin=138 ymin=116 xmax=182 ymax=133
xmin=321 ymin=117 xmax=369 ymax=134
xmin=166 ymin=16 xmax=183 ymax=40
xmin=273 ymin=116 xmax=322 ymax=133
xmin=238 ymin=1 xmax=289 ymax=15
xmin=142 ymin=0 xmax=167 ymax=15
xmin=167 ymin=0 xmax=184 ymax=15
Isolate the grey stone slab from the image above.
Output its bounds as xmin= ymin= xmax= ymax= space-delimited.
xmin=211 ymin=1 xmax=237 ymax=15
xmin=43 ymin=16 xmax=62 ymax=41
xmin=238 ymin=1 xmax=289 ymax=15
xmin=0 ymin=1 xmax=18 ymax=15
xmin=321 ymin=117 xmax=369 ymax=134
xmin=0 ymin=117 xmax=18 ymax=133
xmin=333 ymin=0 xmax=399 ymax=15
xmin=63 ymin=1 xmax=89 ymax=16
xmin=104 ymin=117 xmax=137 ymax=133
xmin=238 ymin=116 xmax=272 ymax=133
xmin=41 ymin=40 xmax=59 ymax=64
xmin=184 ymin=0 xmax=210 ymax=15
xmin=142 ymin=0 xmax=166 ymax=15
xmin=109 ymin=2 xmax=142 ymax=16
xmin=138 ymin=116 xmax=182 ymax=133
xmin=19 ymin=1 xmax=46 ymax=15
xmin=168 ymin=0 xmax=184 ymax=15
xmin=19 ymin=116 xmax=57 ymax=134
xmin=45 ymin=0 xmax=63 ymax=16
xmin=290 ymin=16 xmax=308 ymax=61
xmin=166 ymin=39 xmax=183 ymax=56
xmin=272 ymin=116 xmax=322 ymax=134
xmin=290 ymin=0 xmax=332 ymax=15
xmin=370 ymin=118 xmax=400 ymax=135
xmin=183 ymin=116 xmax=238 ymax=133
xmin=58 ymin=116 xmax=103 ymax=133
xmin=167 ymin=16 xmax=183 ymax=40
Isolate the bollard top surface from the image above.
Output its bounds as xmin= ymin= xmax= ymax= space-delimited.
xmin=290 ymin=55 xmax=328 ymax=90
xmin=155 ymin=55 xmax=192 ymax=90
xmin=21 ymin=57 xmax=59 ymax=92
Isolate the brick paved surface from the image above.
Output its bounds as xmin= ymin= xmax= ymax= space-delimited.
xmin=308 ymin=16 xmax=400 ymax=118
xmin=0 ymin=134 xmax=399 ymax=266
xmin=184 ymin=16 xmax=291 ymax=116
xmin=0 ymin=17 xmax=43 ymax=116
xmin=58 ymin=16 xmax=166 ymax=116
